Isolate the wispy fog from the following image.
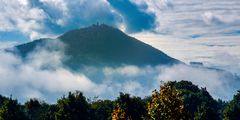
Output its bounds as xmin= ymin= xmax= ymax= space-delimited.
xmin=0 ymin=41 xmax=239 ymax=103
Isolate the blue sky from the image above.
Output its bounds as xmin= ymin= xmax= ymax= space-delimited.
xmin=0 ymin=0 xmax=240 ymax=71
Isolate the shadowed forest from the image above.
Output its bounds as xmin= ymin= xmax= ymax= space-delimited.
xmin=0 ymin=80 xmax=239 ymax=120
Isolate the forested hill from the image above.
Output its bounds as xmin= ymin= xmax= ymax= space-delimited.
xmin=13 ymin=24 xmax=181 ymax=69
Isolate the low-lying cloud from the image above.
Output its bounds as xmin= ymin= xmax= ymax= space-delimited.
xmin=0 ymin=42 xmax=103 ymax=102
xmin=0 ymin=41 xmax=239 ymax=103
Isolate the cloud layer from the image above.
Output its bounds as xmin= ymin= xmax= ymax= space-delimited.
xmin=0 ymin=41 xmax=239 ymax=103
xmin=129 ymin=0 xmax=240 ymax=72
xmin=133 ymin=0 xmax=240 ymax=37
xmin=132 ymin=32 xmax=240 ymax=74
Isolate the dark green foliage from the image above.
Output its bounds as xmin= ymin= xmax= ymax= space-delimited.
xmin=0 ymin=95 xmax=6 ymax=108
xmin=25 ymin=98 xmax=56 ymax=120
xmin=167 ymin=80 xmax=221 ymax=120
xmin=223 ymin=90 xmax=240 ymax=120
xmin=25 ymin=98 xmax=41 ymax=120
xmin=90 ymin=100 xmax=114 ymax=120
xmin=216 ymin=99 xmax=227 ymax=119
xmin=0 ymin=96 xmax=28 ymax=120
xmin=54 ymin=91 xmax=91 ymax=120
xmin=114 ymin=92 xmax=147 ymax=120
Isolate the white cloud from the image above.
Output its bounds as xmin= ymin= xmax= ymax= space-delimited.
xmin=0 ymin=40 xmax=239 ymax=102
xmin=0 ymin=0 xmax=121 ymax=40
xmin=131 ymin=0 xmax=240 ymax=38
xmin=102 ymin=63 xmax=240 ymax=101
xmin=39 ymin=0 xmax=69 ymax=26
xmin=0 ymin=41 xmax=153 ymax=102
xmin=1 ymin=0 xmax=240 ymax=41
xmin=202 ymin=11 xmax=240 ymax=25
xmin=0 ymin=41 xmax=18 ymax=50
xmin=18 ymin=0 xmax=29 ymax=6
xmin=38 ymin=0 xmax=121 ymax=28
xmin=39 ymin=0 xmax=68 ymax=12
xmin=0 ymin=0 xmax=52 ymax=40
xmin=131 ymin=32 xmax=240 ymax=75
xmin=211 ymin=52 xmax=240 ymax=75
xmin=0 ymin=41 xmax=105 ymax=102
xmin=103 ymin=65 xmax=142 ymax=77
xmin=156 ymin=64 xmax=239 ymax=100
xmin=122 ymin=81 xmax=143 ymax=95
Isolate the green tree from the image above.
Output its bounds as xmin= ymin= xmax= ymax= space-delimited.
xmin=24 ymin=98 xmax=55 ymax=120
xmin=25 ymin=98 xmax=41 ymax=120
xmin=0 ymin=97 xmax=28 ymax=120
xmin=147 ymin=84 xmax=185 ymax=120
xmin=167 ymin=81 xmax=221 ymax=120
xmin=223 ymin=90 xmax=240 ymax=120
xmin=42 ymin=105 xmax=57 ymax=120
xmin=113 ymin=93 xmax=147 ymax=120
xmin=90 ymin=99 xmax=114 ymax=120
xmin=54 ymin=91 xmax=90 ymax=120
xmin=0 ymin=95 xmax=5 ymax=107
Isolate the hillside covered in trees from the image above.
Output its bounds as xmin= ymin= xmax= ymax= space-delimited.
xmin=0 ymin=80 xmax=239 ymax=120
xmin=13 ymin=24 xmax=180 ymax=69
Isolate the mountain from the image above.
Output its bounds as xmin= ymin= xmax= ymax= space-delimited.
xmin=12 ymin=24 xmax=181 ymax=70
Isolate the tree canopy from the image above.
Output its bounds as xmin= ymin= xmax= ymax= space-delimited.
xmin=147 ymin=84 xmax=185 ymax=120
xmin=223 ymin=90 xmax=240 ymax=120
xmin=0 ymin=80 xmax=238 ymax=120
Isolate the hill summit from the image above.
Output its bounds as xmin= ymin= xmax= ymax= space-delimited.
xmin=14 ymin=24 xmax=181 ymax=69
